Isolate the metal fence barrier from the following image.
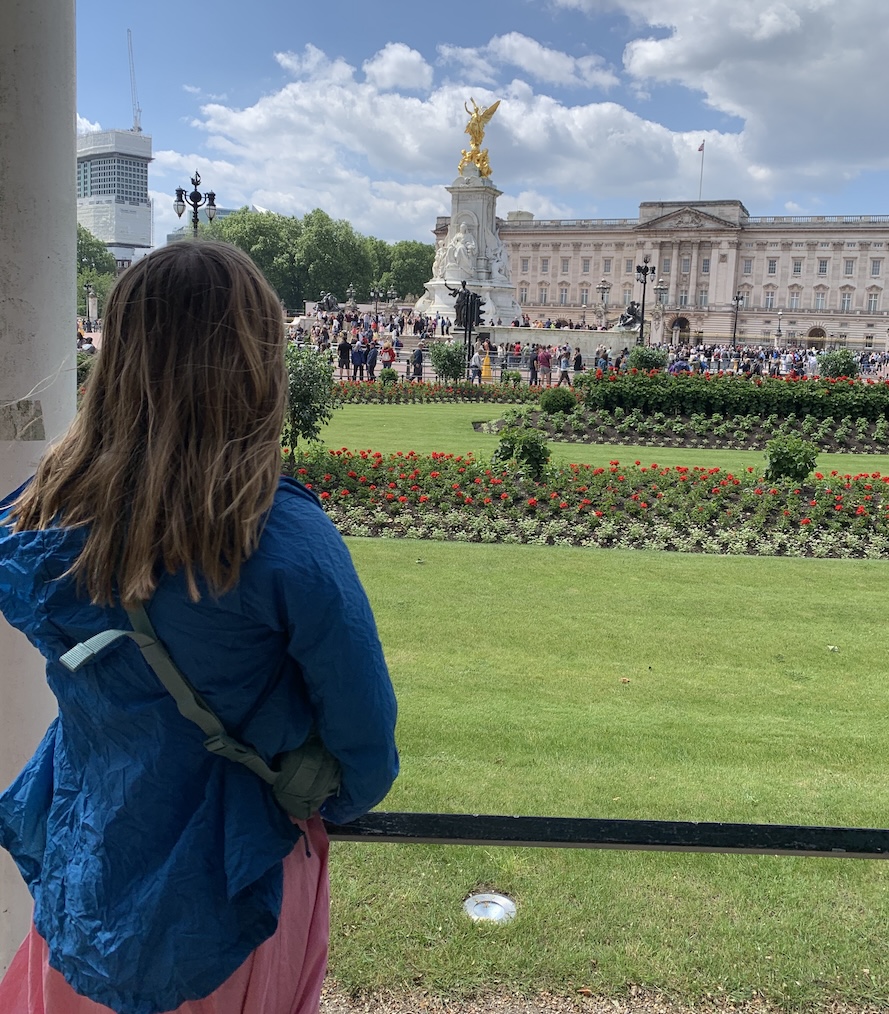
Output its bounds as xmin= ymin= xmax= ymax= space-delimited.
xmin=325 ymin=812 xmax=889 ymax=860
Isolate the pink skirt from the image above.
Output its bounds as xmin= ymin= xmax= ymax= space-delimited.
xmin=0 ymin=815 xmax=329 ymax=1014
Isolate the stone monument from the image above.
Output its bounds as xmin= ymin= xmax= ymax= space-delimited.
xmin=414 ymin=98 xmax=521 ymax=324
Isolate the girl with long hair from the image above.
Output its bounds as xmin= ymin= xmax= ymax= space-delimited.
xmin=0 ymin=241 xmax=398 ymax=1014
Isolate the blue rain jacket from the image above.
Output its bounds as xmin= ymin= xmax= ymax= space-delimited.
xmin=0 ymin=476 xmax=398 ymax=1014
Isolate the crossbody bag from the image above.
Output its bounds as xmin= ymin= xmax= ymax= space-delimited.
xmin=59 ymin=604 xmax=341 ymax=820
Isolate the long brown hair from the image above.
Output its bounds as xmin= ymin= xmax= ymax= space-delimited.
xmin=11 ymin=241 xmax=287 ymax=605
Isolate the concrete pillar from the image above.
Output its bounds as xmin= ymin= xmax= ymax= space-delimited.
xmin=0 ymin=0 xmax=77 ymax=973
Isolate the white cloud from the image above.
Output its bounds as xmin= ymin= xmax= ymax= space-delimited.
xmin=363 ymin=43 xmax=433 ymax=92
xmin=439 ymin=32 xmax=618 ymax=90
xmin=77 ymin=114 xmax=102 ymax=133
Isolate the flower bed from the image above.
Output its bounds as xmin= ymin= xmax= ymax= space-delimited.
xmin=334 ymin=380 xmax=542 ymax=404
xmin=285 ymin=447 xmax=889 ymax=559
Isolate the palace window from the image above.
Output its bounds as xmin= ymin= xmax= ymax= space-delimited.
xmin=603 ymin=258 xmax=612 ymax=273
xmin=872 ymin=260 xmax=882 ymax=276
xmin=767 ymin=259 xmax=777 ymax=275
xmin=561 ymin=258 xmax=570 ymax=274
xmin=681 ymin=256 xmax=691 ymax=273
xmin=662 ymin=257 xmax=671 ymax=273
xmin=844 ymin=259 xmax=855 ymax=275
xmin=788 ymin=291 xmax=800 ymax=309
xmin=559 ymin=286 xmax=569 ymax=305
xmin=818 ymin=259 xmax=828 ymax=275
xmin=625 ymin=258 xmax=634 ymax=273
xmin=698 ymin=290 xmax=708 ymax=307
xmin=764 ymin=291 xmax=775 ymax=309
xmin=840 ymin=291 xmax=852 ymax=311
xmin=521 ymin=257 xmax=530 ymax=273
xmin=701 ymin=258 xmax=710 ymax=274
xmin=792 ymin=259 xmax=802 ymax=275
xmin=519 ymin=285 xmax=528 ymax=302
xmin=582 ymin=258 xmax=590 ymax=273
xmin=814 ymin=291 xmax=826 ymax=310
xmin=541 ymin=258 xmax=549 ymax=273
xmin=539 ymin=286 xmax=548 ymax=304
xmin=580 ymin=287 xmax=590 ymax=304
xmin=678 ymin=290 xmax=688 ymax=306
xmin=868 ymin=292 xmax=880 ymax=313
xmin=743 ymin=258 xmax=753 ymax=274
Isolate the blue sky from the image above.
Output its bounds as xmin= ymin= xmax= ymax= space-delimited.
xmin=76 ymin=0 xmax=889 ymax=245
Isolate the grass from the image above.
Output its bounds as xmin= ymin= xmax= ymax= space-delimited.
xmin=316 ymin=402 xmax=889 ymax=1008
xmin=328 ymin=541 xmax=889 ymax=1009
xmin=318 ymin=402 xmax=889 ymax=475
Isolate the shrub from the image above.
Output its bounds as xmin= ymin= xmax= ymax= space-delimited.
xmin=538 ymin=386 xmax=577 ymax=414
xmin=764 ymin=434 xmax=818 ymax=483
xmin=428 ymin=340 xmax=467 ymax=384
xmin=627 ymin=346 xmax=669 ymax=372
xmin=281 ymin=346 xmax=341 ymax=466
xmin=379 ymin=367 xmax=398 ymax=386
xmin=501 ymin=369 xmax=523 ymax=388
xmin=491 ymin=426 xmax=550 ymax=481
xmin=76 ymin=350 xmax=96 ymax=388
xmin=817 ymin=348 xmax=859 ymax=379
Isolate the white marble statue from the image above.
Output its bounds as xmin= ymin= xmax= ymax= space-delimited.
xmin=432 ymin=240 xmax=446 ymax=279
xmin=446 ymin=222 xmax=476 ymax=278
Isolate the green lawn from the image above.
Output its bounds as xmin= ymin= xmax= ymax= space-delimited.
xmin=320 ymin=403 xmax=889 ymax=1009
xmin=319 ymin=402 xmax=889 ymax=474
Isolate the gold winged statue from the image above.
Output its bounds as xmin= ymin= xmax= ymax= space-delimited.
xmin=458 ymin=97 xmax=500 ymax=178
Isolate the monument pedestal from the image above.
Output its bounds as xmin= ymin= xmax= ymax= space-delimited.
xmin=415 ymin=165 xmax=521 ymax=326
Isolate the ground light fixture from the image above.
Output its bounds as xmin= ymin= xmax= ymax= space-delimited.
xmin=463 ymin=891 xmax=517 ymax=923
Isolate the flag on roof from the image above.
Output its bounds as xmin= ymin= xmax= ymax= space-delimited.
xmin=698 ymin=141 xmax=705 ymax=152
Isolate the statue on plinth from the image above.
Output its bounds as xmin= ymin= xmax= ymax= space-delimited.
xmin=457 ymin=97 xmax=500 ymax=179
xmin=444 ymin=222 xmax=477 ymax=278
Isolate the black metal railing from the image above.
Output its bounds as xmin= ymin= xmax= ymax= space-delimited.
xmin=325 ymin=812 xmax=889 ymax=860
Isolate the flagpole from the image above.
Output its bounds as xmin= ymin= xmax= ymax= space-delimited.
xmin=698 ymin=142 xmax=705 ymax=201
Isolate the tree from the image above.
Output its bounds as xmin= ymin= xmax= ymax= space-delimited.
xmin=77 ymin=223 xmax=116 ymax=276
xmin=297 ymin=210 xmax=373 ymax=306
xmin=390 ymin=240 xmax=434 ymax=300
xmin=817 ymin=348 xmax=859 ymax=379
xmin=281 ymin=346 xmax=341 ymax=466
xmin=627 ymin=346 xmax=669 ymax=371
xmin=76 ymin=224 xmax=117 ymax=316
xmin=210 ymin=209 xmax=304 ymax=311
xmin=428 ymin=340 xmax=466 ymax=384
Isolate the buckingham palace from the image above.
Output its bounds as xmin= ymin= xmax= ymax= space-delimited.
xmin=440 ymin=199 xmax=889 ymax=350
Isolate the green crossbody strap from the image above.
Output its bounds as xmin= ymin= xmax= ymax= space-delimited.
xmin=59 ymin=605 xmax=279 ymax=788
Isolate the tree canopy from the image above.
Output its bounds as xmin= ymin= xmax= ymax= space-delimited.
xmin=206 ymin=208 xmax=433 ymax=313
xmin=77 ymin=224 xmax=117 ymax=317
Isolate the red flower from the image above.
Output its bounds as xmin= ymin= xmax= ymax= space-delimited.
xmin=800 ymin=518 xmax=811 ymax=525
xmin=527 ymin=498 xmax=538 ymax=507
xmin=319 ymin=491 xmax=330 ymax=499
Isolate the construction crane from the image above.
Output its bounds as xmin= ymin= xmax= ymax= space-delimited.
xmin=128 ymin=29 xmax=142 ymax=133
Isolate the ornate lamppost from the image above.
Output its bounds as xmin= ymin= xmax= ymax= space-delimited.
xmin=775 ymin=310 xmax=783 ymax=346
xmin=596 ymin=278 xmax=610 ymax=327
xmin=635 ymin=254 xmax=656 ymax=346
xmin=731 ymin=291 xmax=743 ymax=349
xmin=82 ymin=282 xmax=95 ymax=327
xmin=173 ymin=171 xmax=216 ymax=239
xmin=581 ymin=303 xmax=587 ymax=327
xmin=369 ymin=283 xmax=385 ymax=324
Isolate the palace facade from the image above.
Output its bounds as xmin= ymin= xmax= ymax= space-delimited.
xmin=435 ymin=199 xmax=889 ymax=349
